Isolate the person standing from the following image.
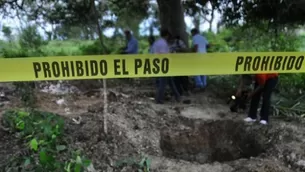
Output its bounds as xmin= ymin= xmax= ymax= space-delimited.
xmin=237 ymin=73 xmax=279 ymax=125
xmin=169 ymin=35 xmax=191 ymax=96
xmin=191 ymin=28 xmax=209 ymax=90
xmin=122 ymin=30 xmax=138 ymax=54
xmin=152 ymin=29 xmax=181 ymax=104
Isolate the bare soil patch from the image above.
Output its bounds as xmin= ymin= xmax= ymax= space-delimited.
xmin=0 ymin=82 xmax=305 ymax=172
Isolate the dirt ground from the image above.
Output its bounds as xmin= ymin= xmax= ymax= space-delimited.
xmin=1 ymin=80 xmax=305 ymax=172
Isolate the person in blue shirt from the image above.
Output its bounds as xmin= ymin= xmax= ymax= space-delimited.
xmin=191 ymin=28 xmax=210 ymax=91
xmin=122 ymin=30 xmax=138 ymax=54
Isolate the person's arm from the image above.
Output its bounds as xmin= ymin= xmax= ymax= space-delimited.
xmin=248 ymin=75 xmax=265 ymax=98
xmin=192 ymin=36 xmax=198 ymax=52
xmin=175 ymin=40 xmax=186 ymax=52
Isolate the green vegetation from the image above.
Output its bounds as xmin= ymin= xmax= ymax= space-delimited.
xmin=2 ymin=110 xmax=91 ymax=171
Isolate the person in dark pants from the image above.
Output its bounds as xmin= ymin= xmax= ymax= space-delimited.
xmin=174 ymin=76 xmax=190 ymax=96
xmin=152 ymin=29 xmax=181 ymax=104
xmin=237 ymin=73 xmax=278 ymax=125
xmin=168 ymin=35 xmax=191 ymax=96
xmin=156 ymin=77 xmax=180 ymax=104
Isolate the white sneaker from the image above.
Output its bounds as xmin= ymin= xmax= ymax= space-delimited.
xmin=244 ymin=117 xmax=256 ymax=122
xmin=259 ymin=120 xmax=268 ymax=125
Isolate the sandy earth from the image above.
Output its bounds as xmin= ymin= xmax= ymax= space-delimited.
xmin=1 ymin=81 xmax=305 ymax=172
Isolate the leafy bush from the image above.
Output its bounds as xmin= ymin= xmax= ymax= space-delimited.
xmin=79 ymin=40 xmax=108 ymax=55
xmin=2 ymin=110 xmax=92 ymax=172
xmin=2 ymin=48 xmax=30 ymax=58
xmin=19 ymin=25 xmax=48 ymax=51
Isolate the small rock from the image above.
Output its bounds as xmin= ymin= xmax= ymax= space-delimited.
xmin=65 ymin=107 xmax=71 ymax=114
xmin=0 ymin=92 xmax=9 ymax=102
xmin=296 ymin=160 xmax=305 ymax=167
xmin=86 ymin=163 xmax=97 ymax=172
xmin=56 ymin=98 xmax=65 ymax=105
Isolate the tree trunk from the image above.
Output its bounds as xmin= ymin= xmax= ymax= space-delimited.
xmin=157 ymin=0 xmax=189 ymax=47
xmin=209 ymin=6 xmax=215 ymax=32
xmin=193 ymin=13 xmax=200 ymax=30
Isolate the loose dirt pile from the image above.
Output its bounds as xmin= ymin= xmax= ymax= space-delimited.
xmin=1 ymin=81 xmax=305 ymax=172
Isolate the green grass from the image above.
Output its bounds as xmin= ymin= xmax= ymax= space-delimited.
xmin=41 ymin=40 xmax=94 ymax=56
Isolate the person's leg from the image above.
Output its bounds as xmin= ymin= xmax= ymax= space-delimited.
xmin=168 ymin=77 xmax=181 ymax=101
xmin=174 ymin=77 xmax=183 ymax=95
xmin=260 ymin=77 xmax=278 ymax=124
xmin=194 ymin=76 xmax=204 ymax=88
xmin=156 ymin=77 xmax=166 ymax=104
xmin=155 ymin=77 xmax=159 ymax=87
xmin=245 ymin=82 xmax=262 ymax=122
xmin=201 ymin=75 xmax=207 ymax=88
xmin=181 ymin=76 xmax=190 ymax=94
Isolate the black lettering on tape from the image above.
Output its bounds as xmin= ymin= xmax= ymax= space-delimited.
xmin=84 ymin=61 xmax=89 ymax=76
xmin=61 ymin=61 xmax=70 ymax=77
xmin=235 ymin=56 xmax=244 ymax=71
xmin=33 ymin=62 xmax=41 ymax=78
xmin=100 ymin=60 xmax=107 ymax=76
xmin=152 ymin=58 xmax=160 ymax=74
xmin=161 ymin=58 xmax=169 ymax=74
xmin=134 ymin=59 xmax=142 ymax=75
xmin=134 ymin=58 xmax=169 ymax=75
xmin=42 ymin=62 xmax=51 ymax=78
xmin=244 ymin=56 xmax=252 ymax=71
xmin=282 ymin=56 xmax=288 ymax=70
xmin=90 ymin=60 xmax=98 ymax=76
xmin=295 ymin=56 xmax=304 ymax=70
xmin=114 ymin=59 xmax=121 ymax=75
xmin=261 ymin=56 xmax=269 ymax=71
xmin=122 ymin=59 xmax=129 ymax=75
xmin=75 ymin=61 xmax=84 ymax=76
xmin=274 ymin=56 xmax=283 ymax=70
xmin=269 ymin=56 xmax=275 ymax=70
xmin=234 ymin=54 xmax=305 ymax=73
xmin=252 ymin=56 xmax=260 ymax=71
xmin=287 ymin=56 xmax=296 ymax=70
xmin=70 ymin=61 xmax=75 ymax=76
xmin=143 ymin=59 xmax=151 ymax=75
xmin=51 ymin=62 xmax=60 ymax=77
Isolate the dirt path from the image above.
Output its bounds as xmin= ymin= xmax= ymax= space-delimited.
xmin=1 ymin=84 xmax=305 ymax=172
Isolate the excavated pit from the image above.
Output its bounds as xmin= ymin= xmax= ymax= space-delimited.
xmin=160 ymin=120 xmax=271 ymax=164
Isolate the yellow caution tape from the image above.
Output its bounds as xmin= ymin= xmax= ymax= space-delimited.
xmin=0 ymin=52 xmax=304 ymax=82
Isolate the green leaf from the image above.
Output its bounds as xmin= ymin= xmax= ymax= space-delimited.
xmin=16 ymin=120 xmax=25 ymax=130
xmin=30 ymin=138 xmax=38 ymax=151
xmin=74 ymin=163 xmax=82 ymax=172
xmin=18 ymin=111 xmax=29 ymax=117
xmin=56 ymin=145 xmax=67 ymax=152
xmin=52 ymin=134 xmax=57 ymax=139
xmin=144 ymin=158 xmax=151 ymax=172
xmin=24 ymin=158 xmax=31 ymax=167
xmin=39 ymin=151 xmax=51 ymax=164
xmin=76 ymin=156 xmax=82 ymax=164
xmin=83 ymin=159 xmax=92 ymax=167
xmin=64 ymin=162 xmax=71 ymax=172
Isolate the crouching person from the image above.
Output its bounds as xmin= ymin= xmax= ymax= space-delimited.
xmin=152 ymin=29 xmax=180 ymax=104
xmin=237 ymin=73 xmax=278 ymax=125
